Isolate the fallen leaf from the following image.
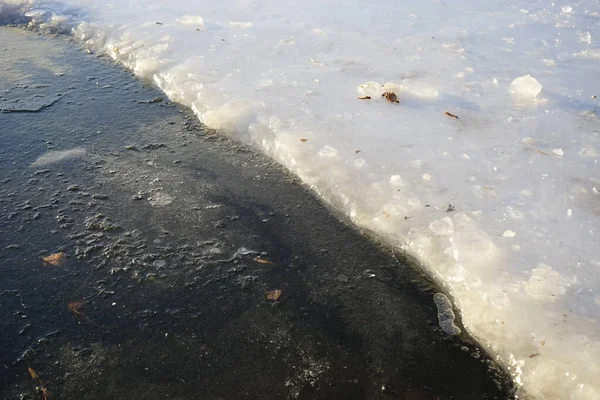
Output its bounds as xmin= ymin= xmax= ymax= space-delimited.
xmin=357 ymin=96 xmax=371 ymax=100
xmin=382 ymin=92 xmax=399 ymax=104
xmin=42 ymin=252 xmax=65 ymax=266
xmin=299 ymin=138 xmax=308 ymax=142
xmin=355 ymin=150 xmax=361 ymax=154
xmin=529 ymin=353 xmax=540 ymax=358
xmin=266 ymin=290 xmax=282 ymax=300
xmin=28 ymin=366 xmax=39 ymax=380
xmin=444 ymin=111 xmax=459 ymax=119
xmin=254 ymin=257 xmax=274 ymax=265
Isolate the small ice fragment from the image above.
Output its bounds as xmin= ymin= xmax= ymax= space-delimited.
xmin=509 ymin=75 xmax=542 ymax=98
xmin=153 ymin=259 xmax=167 ymax=268
xmin=543 ymin=59 xmax=556 ymax=67
xmin=422 ymin=173 xmax=431 ymax=180
xmin=552 ymin=148 xmax=564 ymax=156
xmin=503 ymin=230 xmax=516 ymax=238
xmin=433 ymin=293 xmax=461 ymax=335
xmin=567 ymin=209 xmax=573 ymax=216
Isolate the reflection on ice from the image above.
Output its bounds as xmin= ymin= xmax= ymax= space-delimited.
xmin=31 ymin=147 xmax=86 ymax=167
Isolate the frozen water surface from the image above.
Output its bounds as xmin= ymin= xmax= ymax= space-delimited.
xmin=1 ymin=0 xmax=599 ymax=398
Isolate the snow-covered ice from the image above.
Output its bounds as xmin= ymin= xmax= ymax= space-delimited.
xmin=2 ymin=0 xmax=599 ymax=398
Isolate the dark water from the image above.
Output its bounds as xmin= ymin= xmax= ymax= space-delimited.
xmin=0 ymin=28 xmax=515 ymax=400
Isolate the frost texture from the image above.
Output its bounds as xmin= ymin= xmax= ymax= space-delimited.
xmin=3 ymin=0 xmax=600 ymax=398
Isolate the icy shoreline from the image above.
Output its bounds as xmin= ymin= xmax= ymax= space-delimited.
xmin=2 ymin=0 xmax=599 ymax=398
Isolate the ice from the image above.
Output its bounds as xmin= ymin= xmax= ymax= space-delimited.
xmin=509 ymin=75 xmax=543 ymax=99
xmin=525 ymin=263 xmax=571 ymax=302
xmin=433 ymin=293 xmax=461 ymax=336
xmin=3 ymin=0 xmax=600 ymax=398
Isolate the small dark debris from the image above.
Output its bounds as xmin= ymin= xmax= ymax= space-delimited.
xmin=446 ymin=204 xmax=456 ymax=212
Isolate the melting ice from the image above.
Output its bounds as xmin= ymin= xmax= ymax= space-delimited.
xmin=2 ymin=0 xmax=600 ymax=398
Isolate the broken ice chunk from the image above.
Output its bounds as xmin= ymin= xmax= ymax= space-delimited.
xmin=509 ymin=75 xmax=542 ymax=98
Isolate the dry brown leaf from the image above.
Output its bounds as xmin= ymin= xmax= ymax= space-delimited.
xmin=358 ymin=96 xmax=371 ymax=100
xmin=444 ymin=111 xmax=459 ymax=119
xmin=266 ymin=290 xmax=282 ymax=301
xmin=382 ymin=92 xmax=399 ymax=104
xmin=529 ymin=353 xmax=540 ymax=358
xmin=254 ymin=257 xmax=274 ymax=265
xmin=355 ymin=150 xmax=362 ymax=154
xmin=28 ymin=366 xmax=39 ymax=380
xmin=42 ymin=252 xmax=65 ymax=266
xmin=299 ymin=138 xmax=308 ymax=142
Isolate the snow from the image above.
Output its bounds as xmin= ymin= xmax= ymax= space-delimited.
xmin=2 ymin=0 xmax=600 ymax=398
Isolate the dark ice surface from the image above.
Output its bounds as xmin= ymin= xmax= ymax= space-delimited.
xmin=0 ymin=27 xmax=516 ymax=400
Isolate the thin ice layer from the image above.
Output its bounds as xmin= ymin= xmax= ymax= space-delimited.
xmin=2 ymin=0 xmax=599 ymax=398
